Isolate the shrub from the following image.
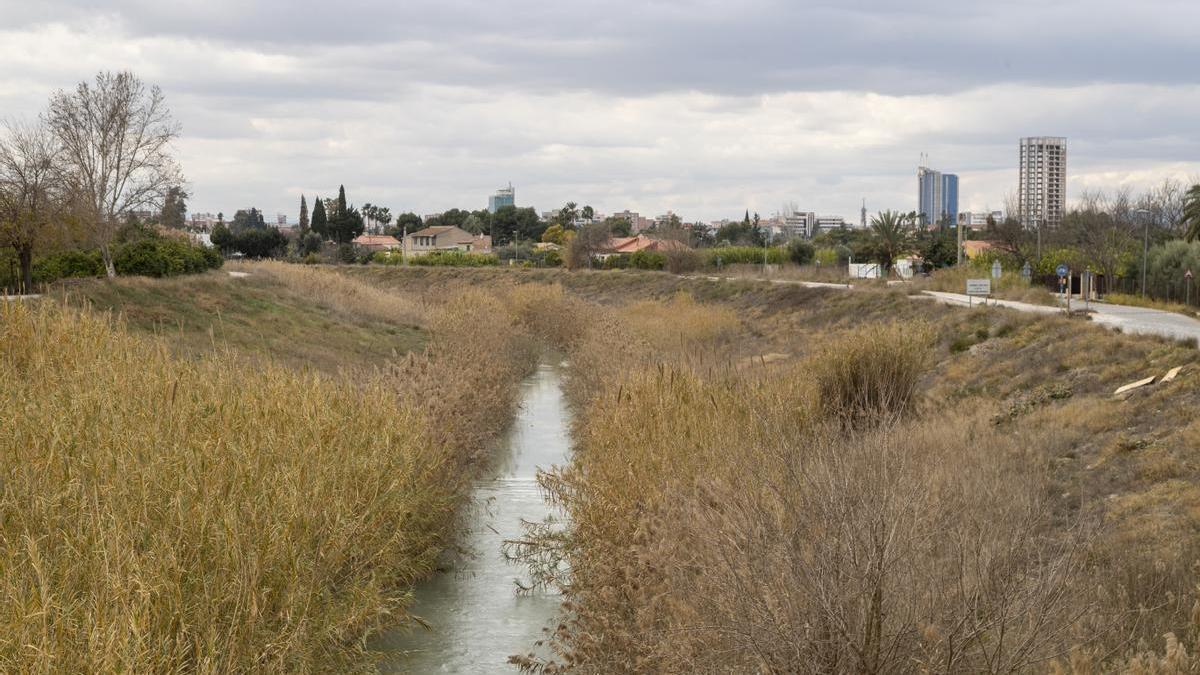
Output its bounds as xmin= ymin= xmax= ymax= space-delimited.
xmin=532 ymin=248 xmax=563 ymax=267
xmin=336 ymin=242 xmax=358 ymax=264
xmin=112 ymin=239 xmax=223 ymax=278
xmin=409 ymin=250 xmax=499 ymax=267
xmin=628 ymin=251 xmax=666 ymax=270
xmin=664 ymin=248 xmax=702 ymax=275
xmin=787 ymin=239 xmax=815 ymax=265
xmin=32 ymin=249 xmax=106 ymax=283
xmin=810 ymin=321 xmax=933 ymax=424
xmin=702 ymin=246 xmax=788 ymax=267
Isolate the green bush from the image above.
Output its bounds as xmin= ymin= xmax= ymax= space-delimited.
xmin=114 ymin=239 xmax=223 ymax=278
xmin=628 ymin=251 xmax=667 ymax=270
xmin=32 ymin=250 xmax=106 ymax=283
xmin=531 ymin=248 xmax=563 ymax=267
xmin=788 ymin=239 xmax=815 ymax=265
xmin=703 ymin=246 xmax=788 ymax=267
xmin=409 ymin=250 xmax=499 ymax=267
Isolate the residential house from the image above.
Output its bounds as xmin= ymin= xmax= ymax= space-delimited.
xmin=603 ymin=235 xmax=690 ymax=256
xmin=404 ymin=226 xmax=493 ymax=256
xmin=352 ymin=234 xmax=403 ymax=253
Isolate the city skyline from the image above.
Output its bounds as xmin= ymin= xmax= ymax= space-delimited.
xmin=3 ymin=1 xmax=1199 ymax=222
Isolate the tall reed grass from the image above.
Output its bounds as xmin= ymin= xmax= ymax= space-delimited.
xmin=514 ymin=318 xmax=1099 ymax=673
xmin=0 ymin=301 xmax=454 ymax=671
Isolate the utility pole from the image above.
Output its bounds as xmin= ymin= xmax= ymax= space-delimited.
xmin=1135 ymin=208 xmax=1152 ymax=298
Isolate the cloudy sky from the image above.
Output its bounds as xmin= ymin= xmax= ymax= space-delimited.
xmin=2 ymin=0 xmax=1198 ymax=223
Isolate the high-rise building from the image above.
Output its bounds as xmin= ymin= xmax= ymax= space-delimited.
xmin=488 ymin=183 xmax=515 ymax=213
xmin=918 ymin=166 xmax=958 ymax=226
xmin=1018 ymin=137 xmax=1066 ymax=229
xmin=941 ymin=174 xmax=958 ymax=227
xmin=918 ymin=166 xmax=941 ymax=226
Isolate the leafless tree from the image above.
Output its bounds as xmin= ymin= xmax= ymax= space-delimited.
xmin=566 ymin=221 xmax=613 ymax=269
xmin=0 ymin=120 xmax=65 ymax=292
xmin=46 ymin=71 xmax=182 ymax=277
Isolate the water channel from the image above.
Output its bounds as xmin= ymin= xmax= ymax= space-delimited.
xmin=375 ymin=362 xmax=570 ymax=673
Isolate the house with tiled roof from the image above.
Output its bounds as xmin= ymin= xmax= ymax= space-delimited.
xmin=604 ymin=235 xmax=690 ymax=255
xmin=351 ymin=234 xmax=403 ymax=252
xmin=403 ymin=226 xmax=492 ymax=256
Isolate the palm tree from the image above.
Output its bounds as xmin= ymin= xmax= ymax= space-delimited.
xmin=1184 ymin=184 xmax=1200 ymax=241
xmin=869 ymin=210 xmax=912 ymax=276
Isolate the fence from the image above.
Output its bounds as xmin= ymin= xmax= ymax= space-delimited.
xmin=1109 ymin=275 xmax=1200 ymax=308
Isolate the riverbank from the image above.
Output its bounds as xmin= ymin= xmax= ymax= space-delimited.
xmin=0 ymin=267 xmax=567 ymax=671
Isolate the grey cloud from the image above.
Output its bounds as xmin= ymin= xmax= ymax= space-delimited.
xmin=7 ymin=0 xmax=1200 ymax=97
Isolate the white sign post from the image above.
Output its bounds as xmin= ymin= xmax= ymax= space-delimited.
xmin=966 ymin=278 xmax=991 ymax=307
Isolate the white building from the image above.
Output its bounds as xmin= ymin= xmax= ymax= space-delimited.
xmin=1018 ymin=136 xmax=1066 ymax=229
xmin=814 ymin=215 xmax=847 ymax=232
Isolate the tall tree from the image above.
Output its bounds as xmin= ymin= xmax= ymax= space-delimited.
xmin=1184 ymin=184 xmax=1200 ymax=242
xmin=336 ymin=185 xmax=347 ymax=219
xmin=299 ymin=194 xmax=309 ymax=234
xmin=581 ymin=205 xmax=594 ymax=220
xmin=160 ymin=186 xmax=188 ymax=229
xmin=47 ymin=71 xmax=182 ymax=277
xmin=0 ymin=120 xmax=65 ymax=292
xmin=311 ymin=196 xmax=327 ymax=238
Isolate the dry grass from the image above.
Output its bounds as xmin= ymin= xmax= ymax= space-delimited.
xmin=515 ymin=326 xmax=1098 ymax=672
xmin=54 ymin=266 xmax=428 ymax=375
xmin=233 ymin=260 xmax=428 ymax=326
xmin=619 ymin=291 xmax=741 ymax=350
xmin=0 ymin=301 xmax=455 ymax=672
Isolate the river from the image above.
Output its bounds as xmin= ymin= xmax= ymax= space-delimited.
xmin=374 ymin=362 xmax=570 ymax=673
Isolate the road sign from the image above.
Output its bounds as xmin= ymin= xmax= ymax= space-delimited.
xmin=966 ymin=278 xmax=991 ymax=296
xmin=991 ymin=260 xmax=1002 ymax=279
xmin=1056 ymin=263 xmax=1069 ymax=277
xmin=1186 ymin=269 xmax=1193 ymax=279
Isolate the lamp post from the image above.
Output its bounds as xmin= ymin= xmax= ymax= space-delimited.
xmin=1135 ymin=208 xmax=1152 ymax=298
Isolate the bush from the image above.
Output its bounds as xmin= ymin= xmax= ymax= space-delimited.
xmin=32 ymin=250 xmax=105 ymax=283
xmin=702 ymin=246 xmax=788 ymax=267
xmin=810 ymin=322 xmax=933 ymax=424
xmin=113 ymin=239 xmax=223 ymax=278
xmin=409 ymin=250 xmax=499 ymax=267
xmin=531 ymin=248 xmax=563 ymax=267
xmin=664 ymin=249 xmax=702 ymax=275
xmin=628 ymin=251 xmax=667 ymax=270
xmin=788 ymin=239 xmax=815 ymax=265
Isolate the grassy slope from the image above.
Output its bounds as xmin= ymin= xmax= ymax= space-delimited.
xmin=53 ymin=269 xmax=426 ymax=374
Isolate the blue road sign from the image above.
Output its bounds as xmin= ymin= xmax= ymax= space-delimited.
xmin=1055 ymin=264 xmax=1069 ymax=276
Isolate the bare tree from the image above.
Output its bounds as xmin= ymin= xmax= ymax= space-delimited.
xmin=566 ymin=221 xmax=613 ymax=269
xmin=46 ymin=71 xmax=182 ymax=277
xmin=0 ymin=120 xmax=65 ymax=292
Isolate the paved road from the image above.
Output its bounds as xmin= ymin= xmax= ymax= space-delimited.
xmin=922 ymin=290 xmax=1200 ymax=343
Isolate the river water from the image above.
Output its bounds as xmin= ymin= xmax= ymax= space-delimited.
xmin=375 ymin=363 xmax=569 ymax=673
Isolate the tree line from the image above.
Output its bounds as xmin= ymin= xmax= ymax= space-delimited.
xmin=0 ymin=71 xmax=183 ymax=291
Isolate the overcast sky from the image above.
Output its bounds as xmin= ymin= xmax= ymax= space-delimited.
xmin=2 ymin=0 xmax=1198 ymax=222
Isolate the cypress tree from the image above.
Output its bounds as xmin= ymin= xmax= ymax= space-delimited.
xmin=337 ymin=185 xmax=347 ymax=216
xmin=311 ymin=196 xmax=327 ymax=238
xmin=299 ymin=195 xmax=309 ymax=234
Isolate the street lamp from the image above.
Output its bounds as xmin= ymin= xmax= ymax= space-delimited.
xmin=1135 ymin=208 xmax=1152 ymax=298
